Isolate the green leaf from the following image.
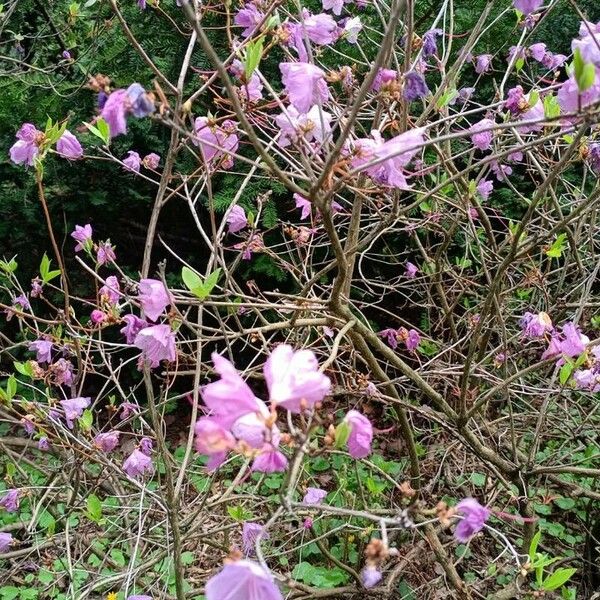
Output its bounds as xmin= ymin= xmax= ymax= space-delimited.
xmin=574 ymin=48 xmax=595 ymax=92
xmin=14 ymin=361 xmax=34 ymax=378
xmin=181 ymin=551 xmax=195 ymax=566
xmin=436 ymin=87 xmax=457 ymax=109
xmin=529 ymin=530 xmax=541 ymax=562
xmin=0 ymin=587 xmax=20 ymax=600
xmin=83 ymin=119 xmax=109 ymax=145
xmin=110 ymin=548 xmax=126 ymax=567
xmin=86 ymin=494 xmax=102 ymax=522
xmin=546 ymin=233 xmax=567 ymax=258
xmin=544 ymin=94 xmax=561 ymax=119
xmin=470 ymin=472 xmax=486 ymax=487
xmin=6 ymin=376 xmax=16 ymax=400
xmin=227 ymin=505 xmax=252 ymax=522
xmin=334 ymin=421 xmax=350 ymax=449
xmin=202 ymin=268 xmax=221 ymax=297
xmin=79 ymin=409 xmax=93 ymax=431
xmin=182 ymin=266 xmax=202 ymax=291
xmin=244 ymin=38 xmax=264 ymax=79
xmin=542 ymin=568 xmax=577 ymax=591
xmin=559 ymin=361 xmax=574 ymax=386
xmin=40 ymin=253 xmax=61 ymax=284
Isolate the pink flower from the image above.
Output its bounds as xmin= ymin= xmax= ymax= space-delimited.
xmin=94 ymin=431 xmax=120 ymax=453
xmin=280 ymin=63 xmax=330 ymax=114
xmin=294 ymin=193 xmax=312 ymax=220
xmin=474 ymin=54 xmax=493 ymax=74
xmin=96 ymin=241 xmax=116 ymax=265
xmin=573 ymin=27 xmax=600 ymax=66
xmin=121 ymin=314 xmax=149 ymax=344
xmin=573 ymin=369 xmax=600 ymax=392
xmin=242 ymin=521 xmax=267 ymax=555
xmin=52 ymin=358 xmax=74 ymax=386
xmin=139 ymin=437 xmax=153 ymax=456
xmin=60 ymin=397 xmax=91 ymax=428
xmin=91 ymin=309 xmax=107 ymax=324
xmin=520 ymin=311 xmax=553 ymax=338
xmin=194 ymin=417 xmax=236 ymax=471
xmin=405 ymin=262 xmax=418 ymax=278
xmin=0 ymin=532 xmax=12 ymax=553
xmin=56 ymin=130 xmax=83 ymax=160
xmin=304 ymin=13 xmax=339 ymax=45
xmin=29 ymin=340 xmax=52 ymax=363
xmin=230 ymin=60 xmax=264 ymax=102
xmin=371 ymin=68 xmax=397 ymax=92
xmin=143 ymin=152 xmax=161 ymax=169
xmin=477 ymin=179 xmax=493 ymax=200
xmin=264 ymin=344 xmax=331 ymax=412
xmin=71 ymin=224 xmax=93 ymax=252
xmin=38 ymin=437 xmax=50 ymax=451
xmin=399 ymin=327 xmax=420 ymax=352
xmin=378 ymin=328 xmax=398 ymax=349
xmin=194 ymin=117 xmax=239 ymax=167
xmin=138 ymin=279 xmax=171 ymax=322
xmin=275 ymin=105 xmax=332 ymax=148
xmin=123 ymin=448 xmax=154 ymax=478
xmin=123 ymin=151 xmax=141 ymax=173
xmin=361 ymin=566 xmax=382 ymax=588
xmin=557 ymin=322 xmax=589 ymax=357
xmin=0 ymin=489 xmax=19 ymax=513
xmin=201 ymin=353 xmax=264 ymax=428
xmin=31 ymin=279 xmax=43 ymax=297
xmin=557 ymin=71 xmax=600 ymax=114
xmin=303 ymin=487 xmax=327 ymax=505
xmin=454 ymin=498 xmax=490 ymax=542
xmin=529 ymin=42 xmax=547 ymax=62
xmin=99 ymin=275 xmax=121 ymax=305
xmin=251 ymin=447 xmax=288 ymax=473
xmin=100 ymin=89 xmax=128 ymax=137
xmin=134 ymin=324 xmax=176 ymax=368
xmin=9 ymin=123 xmax=42 ymax=166
xmin=205 ymin=560 xmax=283 ymax=600
xmin=231 ymin=412 xmax=275 ymax=449
xmin=234 ymin=3 xmax=264 ymax=37
xmin=322 ymin=0 xmax=344 ymax=15
xmin=227 ymin=205 xmax=248 ymax=234
xmin=344 ymin=17 xmax=362 ymax=44
xmin=513 ymin=0 xmax=543 ymax=14
xmin=344 ymin=410 xmax=373 ymax=458
xmin=469 ymin=118 xmax=495 ymax=151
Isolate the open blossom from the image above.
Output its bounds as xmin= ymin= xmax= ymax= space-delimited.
xmin=280 ymin=63 xmax=330 ymax=114
xmin=9 ymin=123 xmax=42 ymax=166
xmin=251 ymin=447 xmax=288 ymax=473
xmin=60 ymin=397 xmax=91 ymax=428
xmin=344 ymin=410 xmax=373 ymax=458
xmin=379 ymin=328 xmax=399 ymax=349
xmin=0 ymin=532 xmax=12 ymax=553
xmin=0 ymin=489 xmax=19 ymax=513
xmin=275 ymin=105 xmax=332 ymax=149
xmin=572 ymin=21 xmax=600 ymax=66
xmin=573 ymin=368 xmax=600 ymax=392
xmin=405 ymin=262 xmax=418 ymax=278
xmin=469 ymin=118 xmax=495 ymax=151
xmin=361 ymin=566 xmax=382 ymax=589
xmin=303 ymin=487 xmax=327 ymax=505
xmin=520 ymin=311 xmax=553 ymax=338
xmin=230 ymin=60 xmax=263 ymax=102
xmin=29 ymin=340 xmax=52 ymax=363
xmin=97 ymin=241 xmax=116 ymax=266
xmin=194 ymin=417 xmax=236 ymax=471
xmin=528 ymin=42 xmax=547 ymax=62
xmin=344 ymin=17 xmax=362 ymax=43
xmin=322 ymin=0 xmax=344 ymax=15
xmin=123 ymin=151 xmax=141 ymax=173
xmin=227 ymin=205 xmax=248 ymax=234
xmin=71 ymin=224 xmax=92 ymax=251
xmin=403 ymin=71 xmax=429 ymax=102
xmin=56 ymin=130 xmax=83 ymax=160
xmin=205 ymin=559 xmax=283 ymax=600
xmin=134 ymin=324 xmax=177 ymax=368
xmin=422 ymin=28 xmax=442 ymax=58
xmin=121 ymin=314 xmax=148 ymax=344
xmin=242 ymin=522 xmax=267 ymax=555
xmin=557 ymin=71 xmax=600 ymax=114
xmin=194 ymin=117 xmax=239 ymax=168
xmin=304 ymin=12 xmax=338 ymax=45
xmin=138 ymin=279 xmax=170 ymax=322
xmin=143 ymin=152 xmax=160 ymax=169
xmin=513 ymin=0 xmax=543 ymax=14
xmin=123 ymin=448 xmax=153 ymax=478
xmin=264 ymin=344 xmax=331 ymax=412
xmin=234 ymin=3 xmax=264 ymax=37
xmin=371 ymin=68 xmax=397 ymax=92
xmin=474 ymin=54 xmax=493 ymax=74
xmin=99 ymin=275 xmax=120 ymax=305
xmin=100 ymin=83 xmax=155 ymax=138
xmin=94 ymin=431 xmax=120 ymax=453
xmin=454 ymin=498 xmax=490 ymax=542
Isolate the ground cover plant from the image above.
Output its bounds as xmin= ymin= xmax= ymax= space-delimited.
xmin=1 ymin=0 xmax=600 ymax=598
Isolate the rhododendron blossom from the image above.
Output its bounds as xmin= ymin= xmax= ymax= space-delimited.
xmin=454 ymin=498 xmax=490 ymax=542
xmin=9 ymin=123 xmax=42 ymax=166
xmin=344 ymin=410 xmax=373 ymax=458
xmin=138 ymin=279 xmax=170 ymax=322
xmin=205 ymin=560 xmax=283 ymax=600
xmin=56 ymin=131 xmax=83 ymax=160
xmin=134 ymin=324 xmax=176 ymax=368
xmin=123 ymin=448 xmax=154 ymax=478
xmin=60 ymin=397 xmax=91 ymax=429
xmin=280 ymin=63 xmax=330 ymax=114
xmin=0 ymin=489 xmax=19 ymax=513
xmin=0 ymin=532 xmax=12 ymax=553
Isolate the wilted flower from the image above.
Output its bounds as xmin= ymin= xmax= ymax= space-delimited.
xmin=56 ymin=130 xmax=83 ymax=160
xmin=94 ymin=431 xmax=120 ymax=453
xmin=280 ymin=62 xmax=330 ymax=114
xmin=138 ymin=279 xmax=171 ymax=322
xmin=422 ymin=28 xmax=442 ymax=58
xmin=121 ymin=314 xmax=149 ymax=344
xmin=403 ymin=71 xmax=429 ymax=102
xmin=139 ymin=437 xmax=153 ymax=456
xmin=242 ymin=522 xmax=267 ymax=555
xmin=474 ymin=54 xmax=493 ymax=74
xmin=99 ymin=275 xmax=120 ymax=305
xmin=454 ymin=497 xmax=490 ymax=542
xmin=194 ymin=117 xmax=239 ymax=168
xmin=520 ymin=311 xmax=553 ymax=338
xmin=134 ymin=324 xmax=177 ymax=368
xmin=227 ymin=205 xmax=248 ymax=234
xmin=371 ymin=68 xmax=397 ymax=92
xmin=477 ymin=179 xmax=494 ymax=200
xmin=71 ymin=224 xmax=93 ymax=252
xmin=60 ymin=397 xmax=91 ymax=428
xmin=52 ymin=358 xmax=74 ymax=386
xmin=205 ymin=559 xmax=283 ymax=600
xmin=38 ymin=437 xmax=50 ymax=451
xmin=0 ymin=532 xmax=13 ymax=552
xmin=122 ymin=448 xmax=154 ymax=478
xmin=344 ymin=410 xmax=373 ymax=458
xmin=143 ymin=152 xmax=160 ymax=169
xmin=405 ymin=262 xmax=418 ymax=278
xmin=0 ymin=489 xmax=19 ymax=513
xmin=399 ymin=327 xmax=420 ymax=352
xmin=123 ymin=151 xmax=141 ymax=173
xmin=29 ymin=340 xmax=52 ymax=364
xmin=379 ymin=328 xmax=399 ymax=349
xmin=303 ymin=487 xmax=327 ymax=505
xmin=264 ymin=344 xmax=331 ymax=412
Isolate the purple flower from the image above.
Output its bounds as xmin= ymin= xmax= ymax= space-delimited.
xmin=403 ymin=71 xmax=429 ymax=102
xmin=139 ymin=437 xmax=153 ymax=456
xmin=520 ymin=311 xmax=553 ymax=338
xmin=71 ymin=224 xmax=93 ymax=252
xmin=322 ymin=0 xmax=344 ymax=15
xmin=251 ymin=447 xmax=288 ymax=473
xmin=304 ymin=12 xmax=338 ymax=45
xmin=573 ymin=369 xmax=600 ymax=392
xmin=379 ymin=328 xmax=399 ymax=349
xmin=589 ymin=144 xmax=600 ymax=174
xmin=94 ymin=431 xmax=120 ymax=453
xmin=120 ymin=402 xmax=138 ymax=420
xmin=361 ymin=566 xmax=382 ymax=589
xmin=143 ymin=152 xmax=161 ymax=169
xmin=128 ymin=596 xmax=152 ymax=600
xmin=99 ymin=275 xmax=121 ymax=305
xmin=227 ymin=205 xmax=248 ymax=234
xmin=280 ymin=63 xmax=330 ymax=114
xmin=422 ymin=29 xmax=442 ymax=58
xmin=60 ymin=397 xmax=91 ymax=428
xmin=454 ymin=497 xmax=490 ymax=542
xmin=38 ymin=437 xmax=50 ymax=451
xmin=405 ymin=262 xmax=418 ymax=278
xmin=469 ymin=118 xmax=495 ymax=151
xmin=505 ymin=85 xmax=526 ymax=116
xmin=12 ymin=294 xmax=30 ymax=311
xmin=264 ymin=344 xmax=331 ymax=412
xmin=29 ymin=340 xmax=52 ymax=364
xmin=126 ymin=83 xmax=155 ymax=118
xmin=371 ymin=68 xmax=397 ymax=92
xmin=557 ymin=71 xmax=600 ymax=114
xmin=513 ymin=0 xmax=543 ymax=14
xmin=557 ymin=322 xmax=589 ymax=357
xmin=194 ymin=417 xmax=236 ymax=471
xmin=344 ymin=410 xmax=373 ymax=459
xmin=474 ymin=54 xmax=493 ymax=74
xmin=100 ymin=89 xmax=128 ymax=138
xmin=134 ymin=324 xmax=176 ymax=368
xmin=275 ymin=105 xmax=332 ymax=148
xmin=9 ymin=123 xmax=42 ymax=166
xmin=477 ymin=179 xmax=493 ymax=200
xmin=21 ymin=417 xmax=35 ymax=435
xmin=123 ymin=151 xmax=141 ymax=173
xmin=529 ymin=43 xmax=547 ymax=62
xmin=96 ymin=242 xmax=116 ymax=266
xmin=399 ymin=327 xmax=420 ymax=352
xmin=122 ymin=448 xmax=154 ymax=478
xmin=242 ymin=522 xmax=267 ymax=555
xmin=294 ymin=194 xmax=312 ymax=220
xmin=234 ymin=3 xmax=264 ymax=37
xmin=0 ymin=532 xmax=13 ymax=553
xmin=52 ymin=358 xmax=74 ymax=386
xmin=344 ymin=17 xmax=362 ymax=44
xmin=205 ymin=559 xmax=283 ymax=600
xmin=121 ymin=314 xmax=149 ymax=344
xmin=303 ymin=487 xmax=327 ymax=505
xmin=194 ymin=118 xmax=239 ymax=167
xmin=56 ymin=131 xmax=83 ymax=160
xmin=31 ymin=279 xmax=43 ymax=298
xmin=138 ymin=279 xmax=170 ymax=322
xmin=0 ymin=489 xmax=19 ymax=513
xmin=138 ymin=0 xmax=147 ymax=8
